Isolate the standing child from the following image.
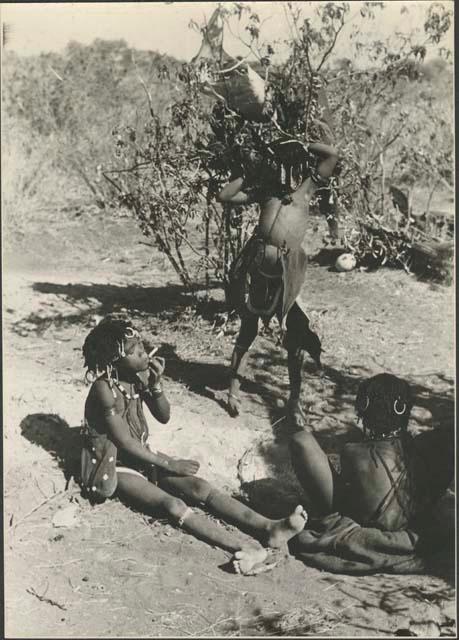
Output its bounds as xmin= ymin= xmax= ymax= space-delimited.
xmin=218 ymin=139 xmax=340 ymax=429
xmin=80 ymin=315 xmax=307 ymax=574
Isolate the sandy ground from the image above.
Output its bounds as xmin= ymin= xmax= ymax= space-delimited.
xmin=3 ymin=208 xmax=456 ymax=637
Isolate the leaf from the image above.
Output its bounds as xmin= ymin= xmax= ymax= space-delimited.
xmin=52 ymin=504 xmax=80 ymax=528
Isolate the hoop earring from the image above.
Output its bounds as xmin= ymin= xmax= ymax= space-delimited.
xmin=394 ymin=399 xmax=406 ymax=415
xmin=85 ymin=370 xmax=98 ymax=384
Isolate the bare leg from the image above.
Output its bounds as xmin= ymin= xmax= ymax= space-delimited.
xmin=117 ymin=472 xmax=268 ymax=574
xmin=160 ymin=475 xmax=307 ymax=547
xmin=284 ymin=303 xmax=322 ymax=431
xmin=287 ymin=348 xmax=308 ymax=430
xmin=227 ymin=313 xmax=259 ymax=417
xmin=289 ymin=431 xmax=335 ymax=516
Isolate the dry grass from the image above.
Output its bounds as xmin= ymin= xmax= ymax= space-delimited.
xmin=2 ymin=119 xmax=88 ymax=246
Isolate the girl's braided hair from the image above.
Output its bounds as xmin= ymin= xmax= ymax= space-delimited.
xmin=355 ymin=373 xmax=413 ymax=437
xmin=82 ymin=314 xmax=140 ymax=378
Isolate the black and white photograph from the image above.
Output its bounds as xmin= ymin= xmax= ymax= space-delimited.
xmin=2 ymin=1 xmax=455 ymax=637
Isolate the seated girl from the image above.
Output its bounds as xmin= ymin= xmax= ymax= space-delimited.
xmin=288 ymin=373 xmax=454 ymax=574
xmin=80 ymin=314 xmax=307 ymax=575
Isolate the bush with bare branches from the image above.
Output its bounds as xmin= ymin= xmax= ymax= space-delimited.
xmin=102 ymin=2 xmax=452 ymax=288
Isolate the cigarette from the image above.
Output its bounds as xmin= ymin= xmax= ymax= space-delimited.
xmin=148 ymin=347 xmax=159 ymax=358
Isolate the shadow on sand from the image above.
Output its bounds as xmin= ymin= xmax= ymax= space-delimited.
xmin=13 ymin=280 xmax=225 ymax=336
xmin=20 ymin=413 xmax=82 ymax=486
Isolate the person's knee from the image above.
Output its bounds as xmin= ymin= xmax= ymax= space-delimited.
xmin=185 ymin=477 xmax=212 ymax=504
xmin=290 ymin=430 xmax=308 ymax=447
xmin=162 ymin=496 xmax=187 ymax=522
xmin=289 ymin=430 xmax=316 ymax=454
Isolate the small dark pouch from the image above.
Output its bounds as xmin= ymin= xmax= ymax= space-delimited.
xmin=80 ymin=427 xmax=118 ymax=501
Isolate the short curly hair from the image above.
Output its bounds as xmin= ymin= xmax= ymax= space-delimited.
xmin=355 ymin=373 xmax=413 ymax=437
xmin=82 ymin=314 xmax=140 ymax=376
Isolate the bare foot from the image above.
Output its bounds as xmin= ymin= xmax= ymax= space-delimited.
xmin=227 ymin=392 xmax=241 ymax=418
xmin=233 ymin=545 xmax=268 ymax=575
xmin=266 ymin=505 xmax=308 ymax=548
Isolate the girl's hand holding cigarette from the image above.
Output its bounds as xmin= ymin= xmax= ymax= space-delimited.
xmin=149 ymin=357 xmax=165 ymax=380
xmin=137 ymin=348 xmax=165 ymax=391
xmin=148 ymin=348 xmax=165 ymax=387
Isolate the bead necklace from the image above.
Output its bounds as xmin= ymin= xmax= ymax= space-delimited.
xmin=363 ymin=426 xmax=403 ymax=441
xmin=113 ymin=379 xmax=140 ymax=400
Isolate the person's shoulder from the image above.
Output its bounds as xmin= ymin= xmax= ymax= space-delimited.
xmin=89 ymin=378 xmax=117 ymax=409
xmin=340 ymin=433 xmax=365 ymax=456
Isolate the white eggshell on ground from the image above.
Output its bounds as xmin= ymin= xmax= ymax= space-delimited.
xmin=335 ymin=253 xmax=357 ymax=272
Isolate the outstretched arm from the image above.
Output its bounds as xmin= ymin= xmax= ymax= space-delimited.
xmin=107 ymin=411 xmax=172 ymax=468
xmin=94 ymin=381 xmax=199 ymax=476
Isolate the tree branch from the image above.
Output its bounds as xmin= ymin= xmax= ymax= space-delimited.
xmin=317 ymin=16 xmax=346 ymax=72
xmin=370 ymin=125 xmax=406 ymax=161
xmin=131 ymin=50 xmax=155 ymax=119
xmin=104 ymin=160 xmax=154 ymax=175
